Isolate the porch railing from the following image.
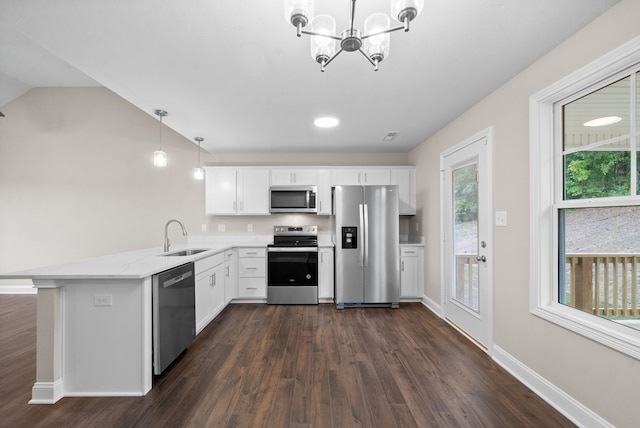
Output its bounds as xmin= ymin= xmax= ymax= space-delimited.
xmin=565 ymin=254 xmax=640 ymax=317
xmin=455 ymin=253 xmax=640 ymax=317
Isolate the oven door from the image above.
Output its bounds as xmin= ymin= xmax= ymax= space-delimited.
xmin=267 ymin=247 xmax=318 ymax=286
xmin=267 ymin=247 xmax=318 ymax=304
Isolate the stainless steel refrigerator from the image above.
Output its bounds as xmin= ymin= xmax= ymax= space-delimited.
xmin=332 ymin=185 xmax=400 ymax=309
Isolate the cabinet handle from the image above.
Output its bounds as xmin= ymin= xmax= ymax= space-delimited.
xmin=240 ymin=201 xmax=244 ymax=211
xmin=401 ymin=261 xmax=404 ymax=272
xmin=246 ymin=251 xmax=257 ymax=255
xmin=213 ymin=273 xmax=216 ymax=286
xmin=246 ymin=267 xmax=257 ymax=271
xmin=210 ymin=275 xmax=214 ymax=286
xmin=233 ymin=201 xmax=236 ymax=211
xmin=364 ymin=172 xmax=368 ymax=183
xmin=247 ymin=287 xmax=257 ymax=290
xmin=319 ymin=201 xmax=322 ymax=212
xmin=226 ymin=266 xmax=229 ymax=277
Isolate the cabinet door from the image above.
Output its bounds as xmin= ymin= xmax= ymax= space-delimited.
xmin=331 ymin=169 xmax=361 ymax=185
xmin=195 ymin=271 xmax=211 ymax=333
xmin=361 ymin=169 xmax=391 ymax=185
xmin=224 ymin=250 xmax=237 ymax=304
xmin=400 ymin=256 xmax=419 ymax=298
xmin=237 ymin=169 xmax=270 ymax=215
xmin=270 ymin=169 xmax=295 ymax=186
xmin=292 ymin=169 xmax=317 ymax=185
xmin=205 ymin=168 xmax=238 ymax=215
xmin=271 ymin=169 xmax=318 ymax=185
xmin=318 ymin=248 xmax=334 ymax=299
xmin=209 ymin=264 xmax=226 ymax=318
xmin=317 ymin=170 xmax=332 ymax=215
xmin=391 ymin=168 xmax=416 ymax=215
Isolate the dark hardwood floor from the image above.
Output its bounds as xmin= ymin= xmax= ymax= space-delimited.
xmin=0 ymin=295 xmax=574 ymax=427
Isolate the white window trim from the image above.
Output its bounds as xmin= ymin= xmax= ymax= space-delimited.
xmin=530 ymin=35 xmax=640 ymax=360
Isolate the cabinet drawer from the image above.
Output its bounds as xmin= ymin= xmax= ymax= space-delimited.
xmin=195 ymin=252 xmax=224 ymax=274
xmin=238 ymin=248 xmax=266 ymax=258
xmin=400 ymin=247 xmax=419 ymax=257
xmin=238 ymin=277 xmax=266 ymax=298
xmin=238 ymin=257 xmax=265 ymax=277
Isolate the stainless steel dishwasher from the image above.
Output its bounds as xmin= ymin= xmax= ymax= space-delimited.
xmin=152 ymin=262 xmax=196 ymax=375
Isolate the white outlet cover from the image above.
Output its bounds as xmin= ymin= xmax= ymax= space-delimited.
xmin=218 ymin=224 xmax=226 ymax=232
xmin=94 ymin=294 xmax=113 ymax=306
xmin=495 ymin=211 xmax=508 ymax=227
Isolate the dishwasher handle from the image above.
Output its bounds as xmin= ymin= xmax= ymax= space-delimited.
xmin=163 ymin=270 xmax=193 ymax=288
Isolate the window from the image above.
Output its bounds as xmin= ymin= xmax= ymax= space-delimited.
xmin=531 ymin=37 xmax=640 ymax=360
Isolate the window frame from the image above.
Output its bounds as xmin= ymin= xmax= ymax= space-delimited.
xmin=530 ymin=36 xmax=640 ymax=360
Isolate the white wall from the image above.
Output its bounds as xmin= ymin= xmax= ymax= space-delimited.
xmin=0 ymin=87 xmax=410 ymax=284
xmin=409 ymin=0 xmax=640 ymax=426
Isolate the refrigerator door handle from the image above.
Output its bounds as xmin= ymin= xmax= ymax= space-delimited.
xmin=359 ymin=203 xmax=365 ymax=267
xmin=363 ymin=203 xmax=369 ymax=266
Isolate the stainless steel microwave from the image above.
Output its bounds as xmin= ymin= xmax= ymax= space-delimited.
xmin=270 ymin=186 xmax=317 ymax=213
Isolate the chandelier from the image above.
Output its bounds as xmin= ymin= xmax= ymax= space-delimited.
xmin=284 ymin=0 xmax=424 ymax=72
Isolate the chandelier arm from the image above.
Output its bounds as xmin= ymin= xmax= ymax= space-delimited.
xmin=323 ymin=48 xmax=345 ymax=69
xmin=349 ymin=0 xmax=357 ymax=33
xmin=301 ymin=30 xmax=342 ymax=41
xmin=358 ymin=48 xmax=377 ymax=68
xmin=361 ymin=25 xmax=405 ymax=40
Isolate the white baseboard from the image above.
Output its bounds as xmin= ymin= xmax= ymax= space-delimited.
xmin=0 ymin=285 xmax=36 ymax=294
xmin=421 ymin=294 xmax=441 ymax=316
xmin=492 ymin=345 xmax=613 ymax=428
xmin=29 ymin=380 xmax=64 ymax=404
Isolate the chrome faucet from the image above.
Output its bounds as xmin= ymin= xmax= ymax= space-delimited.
xmin=164 ymin=219 xmax=188 ymax=252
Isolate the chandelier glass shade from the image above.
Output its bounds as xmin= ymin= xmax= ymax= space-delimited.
xmin=193 ymin=137 xmax=204 ymax=180
xmin=285 ymin=0 xmax=423 ymax=71
xmin=153 ymin=109 xmax=168 ymax=167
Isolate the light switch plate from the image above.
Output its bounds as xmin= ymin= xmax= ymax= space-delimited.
xmin=217 ymin=224 xmax=226 ymax=232
xmin=495 ymin=211 xmax=508 ymax=227
xmin=247 ymin=224 xmax=253 ymax=232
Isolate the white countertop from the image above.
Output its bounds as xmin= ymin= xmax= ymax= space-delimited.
xmin=0 ymin=234 xmax=422 ymax=281
xmin=0 ymin=235 xmax=273 ymax=281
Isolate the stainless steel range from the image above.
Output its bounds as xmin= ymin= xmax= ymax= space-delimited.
xmin=267 ymin=225 xmax=319 ymax=305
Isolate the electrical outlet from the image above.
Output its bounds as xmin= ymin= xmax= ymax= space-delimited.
xmin=201 ymin=223 xmax=208 ymax=232
xmin=415 ymin=222 xmax=419 ymax=232
xmin=94 ymin=294 xmax=112 ymax=307
xmin=247 ymin=224 xmax=253 ymax=232
xmin=217 ymin=224 xmax=226 ymax=232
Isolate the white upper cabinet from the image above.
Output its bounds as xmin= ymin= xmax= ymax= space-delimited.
xmin=391 ymin=168 xmax=416 ymax=215
xmin=205 ymin=167 xmax=270 ymax=215
xmin=330 ymin=168 xmax=391 ymax=185
xmin=270 ymin=169 xmax=317 ymax=186
xmin=316 ymin=169 xmax=332 ymax=215
xmin=205 ymin=168 xmax=237 ymax=215
xmin=237 ymin=169 xmax=270 ymax=215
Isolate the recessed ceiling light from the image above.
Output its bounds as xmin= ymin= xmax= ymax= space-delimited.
xmin=583 ymin=116 xmax=622 ymax=127
xmin=314 ymin=117 xmax=339 ymax=128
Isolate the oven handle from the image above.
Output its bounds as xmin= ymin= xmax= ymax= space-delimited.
xmin=267 ymin=247 xmax=318 ymax=252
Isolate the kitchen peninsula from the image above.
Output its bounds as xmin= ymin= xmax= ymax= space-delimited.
xmin=0 ymin=239 xmax=269 ymax=404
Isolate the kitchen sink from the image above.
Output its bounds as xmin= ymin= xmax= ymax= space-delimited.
xmin=161 ymin=249 xmax=208 ymax=257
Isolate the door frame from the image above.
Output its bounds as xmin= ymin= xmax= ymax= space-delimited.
xmin=440 ymin=127 xmax=494 ymax=354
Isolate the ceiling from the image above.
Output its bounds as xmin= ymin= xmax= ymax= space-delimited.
xmin=0 ymin=0 xmax=619 ymax=154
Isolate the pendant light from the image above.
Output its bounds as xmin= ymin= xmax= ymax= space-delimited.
xmin=193 ymin=137 xmax=205 ymax=180
xmin=153 ymin=109 xmax=168 ymax=167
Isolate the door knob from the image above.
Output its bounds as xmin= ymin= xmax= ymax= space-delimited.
xmin=476 ymin=255 xmax=487 ymax=262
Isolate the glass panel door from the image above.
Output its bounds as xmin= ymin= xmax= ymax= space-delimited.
xmin=453 ymin=163 xmax=479 ymax=312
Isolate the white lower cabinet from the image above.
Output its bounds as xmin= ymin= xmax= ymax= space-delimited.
xmin=400 ymin=246 xmax=423 ymax=299
xmin=318 ymin=247 xmax=334 ymax=300
xmin=224 ymin=249 xmax=237 ymax=304
xmin=237 ymin=247 xmax=266 ymax=299
xmin=195 ymin=252 xmax=226 ymax=334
